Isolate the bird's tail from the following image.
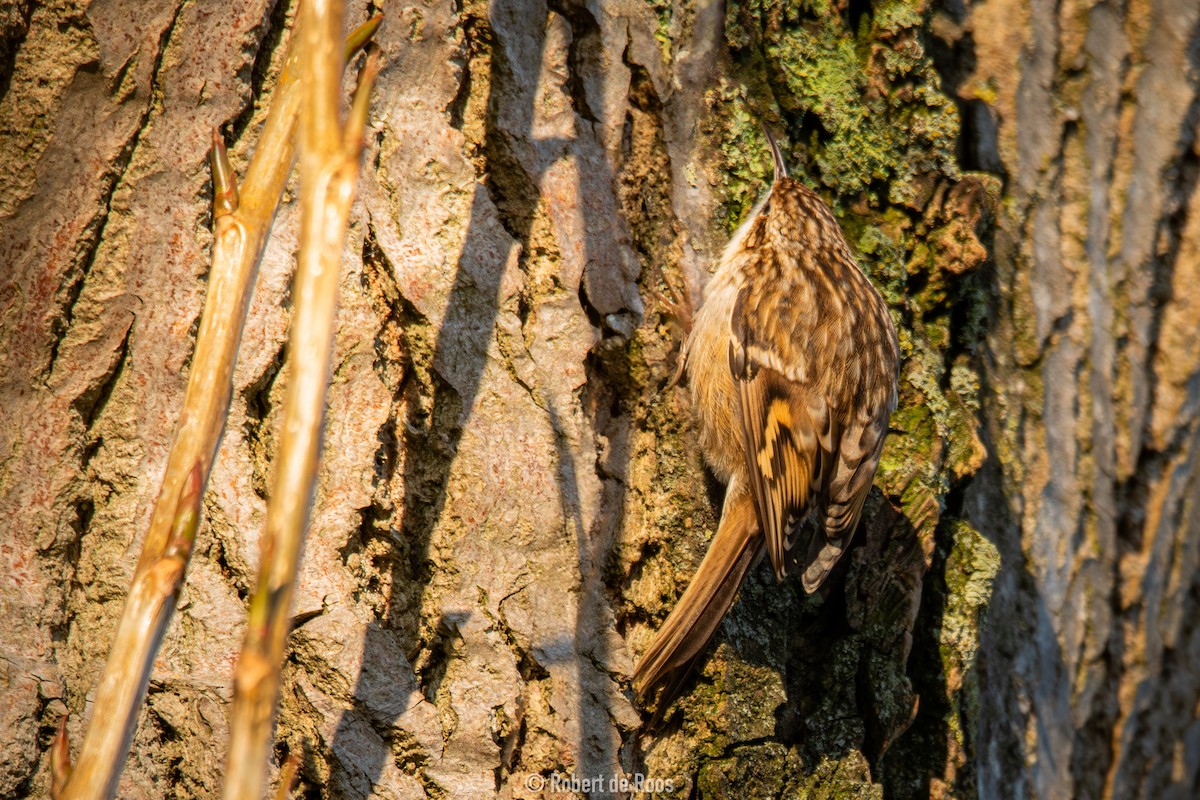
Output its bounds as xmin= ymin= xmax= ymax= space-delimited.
xmin=632 ymin=488 xmax=762 ymax=711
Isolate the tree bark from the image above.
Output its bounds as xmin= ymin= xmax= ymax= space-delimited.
xmin=0 ymin=0 xmax=1196 ymax=799
xmin=965 ymin=0 xmax=1200 ymax=798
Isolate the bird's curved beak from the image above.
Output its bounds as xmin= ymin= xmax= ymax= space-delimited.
xmin=762 ymin=124 xmax=789 ymax=184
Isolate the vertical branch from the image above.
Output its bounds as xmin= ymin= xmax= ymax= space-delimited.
xmin=50 ymin=714 xmax=72 ymax=797
xmin=57 ymin=15 xmax=381 ymax=800
xmin=221 ymin=0 xmax=380 ymax=795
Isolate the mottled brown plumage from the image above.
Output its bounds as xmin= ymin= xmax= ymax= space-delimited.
xmin=633 ymin=131 xmax=900 ymax=709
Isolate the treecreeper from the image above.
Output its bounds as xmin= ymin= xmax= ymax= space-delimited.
xmin=633 ymin=130 xmax=901 ymax=710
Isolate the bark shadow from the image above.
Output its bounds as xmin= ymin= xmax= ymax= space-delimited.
xmin=546 ymin=386 xmax=632 ymax=796
xmin=327 ymin=0 xmax=634 ymax=794
xmin=324 ymin=175 xmax=510 ymax=793
xmin=874 ymin=505 xmax=965 ymax=797
xmin=532 ymin=0 xmax=637 ymax=788
xmin=325 ymin=24 xmax=528 ymax=800
xmin=959 ymin=400 xmax=1076 ymax=800
xmin=772 ymin=496 xmax=929 ymax=776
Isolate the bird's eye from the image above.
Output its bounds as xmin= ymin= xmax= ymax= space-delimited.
xmin=762 ymin=201 xmax=771 ymax=215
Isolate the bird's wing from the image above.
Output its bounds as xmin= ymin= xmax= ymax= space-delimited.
xmin=728 ymin=288 xmax=831 ymax=581
xmin=800 ymin=408 xmax=889 ymax=592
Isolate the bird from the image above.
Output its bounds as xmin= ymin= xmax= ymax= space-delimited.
xmin=632 ymin=128 xmax=900 ymax=710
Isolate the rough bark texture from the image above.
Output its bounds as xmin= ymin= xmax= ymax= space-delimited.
xmin=965 ymin=0 xmax=1200 ymax=798
xmin=0 ymin=1 xmax=1196 ymax=799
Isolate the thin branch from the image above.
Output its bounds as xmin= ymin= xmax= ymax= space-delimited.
xmin=273 ymin=750 xmax=303 ymax=800
xmin=50 ymin=715 xmax=71 ymax=799
xmin=57 ymin=14 xmax=381 ymax=800
xmin=221 ymin=3 xmax=381 ymax=797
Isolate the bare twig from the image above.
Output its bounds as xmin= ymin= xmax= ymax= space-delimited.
xmin=57 ymin=14 xmax=381 ymax=800
xmin=60 ymin=464 xmax=201 ymax=800
xmin=221 ymin=3 xmax=381 ymax=797
xmin=50 ymin=715 xmax=71 ymax=799
xmin=273 ymin=750 xmax=303 ymax=800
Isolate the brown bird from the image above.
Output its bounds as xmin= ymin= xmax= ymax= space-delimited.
xmin=633 ymin=130 xmax=900 ymax=709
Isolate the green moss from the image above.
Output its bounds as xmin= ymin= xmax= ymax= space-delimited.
xmin=942 ymin=522 xmax=1000 ymax=610
xmin=770 ymin=26 xmax=862 ymax=131
xmin=710 ymin=0 xmax=963 ymax=224
xmin=874 ymin=0 xmax=927 ymax=34
xmin=644 ymin=0 xmax=674 ymax=62
xmin=854 ymin=216 xmax=909 ymax=308
xmin=698 ymin=743 xmax=789 ymax=798
xmin=744 ymin=2 xmax=958 ymax=202
xmin=704 ymin=80 xmax=777 ymax=234
xmin=786 ymin=752 xmax=883 ymax=799
xmin=939 ymin=520 xmax=1000 ymax=738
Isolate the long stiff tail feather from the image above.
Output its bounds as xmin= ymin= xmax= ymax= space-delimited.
xmin=632 ymin=487 xmax=762 ymax=711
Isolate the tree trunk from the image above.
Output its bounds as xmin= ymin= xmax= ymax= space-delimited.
xmin=965 ymin=0 xmax=1200 ymax=798
xmin=0 ymin=0 xmax=1196 ymax=799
